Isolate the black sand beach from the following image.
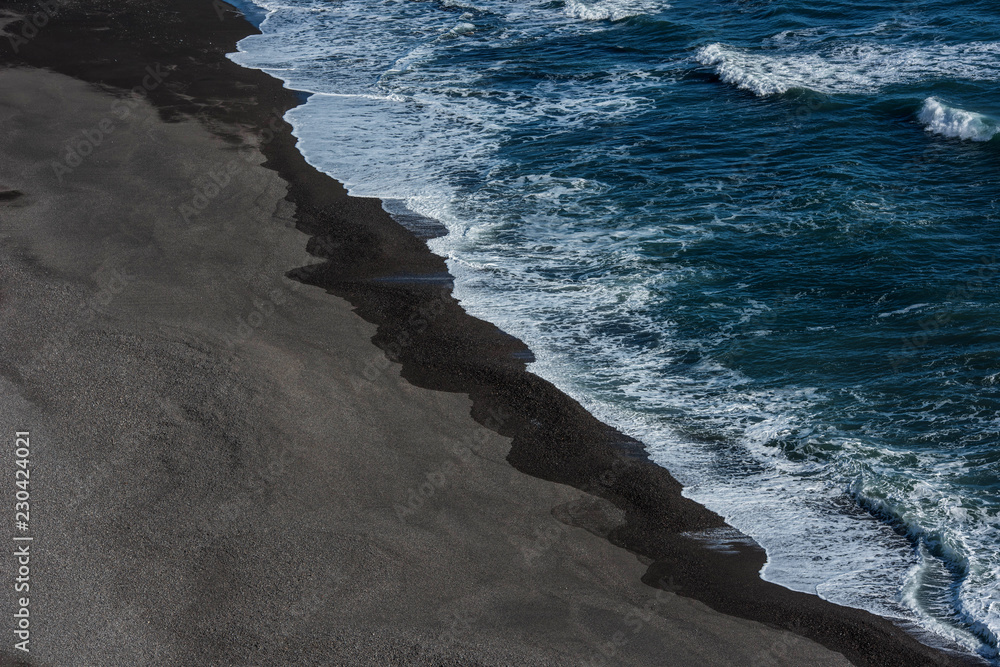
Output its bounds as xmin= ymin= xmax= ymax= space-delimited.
xmin=0 ymin=0 xmax=984 ymax=664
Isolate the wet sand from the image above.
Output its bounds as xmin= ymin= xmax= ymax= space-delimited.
xmin=0 ymin=0 xmax=982 ymax=665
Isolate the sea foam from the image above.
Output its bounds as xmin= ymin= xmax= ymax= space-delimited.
xmin=563 ymin=0 xmax=667 ymax=21
xmin=919 ymin=97 xmax=999 ymax=142
xmin=696 ymin=41 xmax=1000 ymax=97
xmin=233 ymin=0 xmax=1000 ymax=660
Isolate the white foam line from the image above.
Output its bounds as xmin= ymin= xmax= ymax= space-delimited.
xmin=301 ymin=91 xmax=408 ymax=102
xmin=878 ymin=303 xmax=931 ymax=318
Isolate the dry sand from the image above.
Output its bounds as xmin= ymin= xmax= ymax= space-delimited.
xmin=0 ymin=0 xmax=984 ymax=665
xmin=0 ymin=66 xmax=854 ymax=666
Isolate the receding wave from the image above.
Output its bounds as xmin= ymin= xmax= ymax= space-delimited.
xmin=919 ymin=97 xmax=999 ymax=142
xmin=696 ymin=41 xmax=1000 ymax=97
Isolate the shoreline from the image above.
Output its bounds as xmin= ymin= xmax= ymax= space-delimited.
xmin=0 ymin=0 xmax=984 ymax=664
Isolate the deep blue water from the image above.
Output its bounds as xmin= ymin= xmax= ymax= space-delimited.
xmin=230 ymin=0 xmax=1000 ymax=658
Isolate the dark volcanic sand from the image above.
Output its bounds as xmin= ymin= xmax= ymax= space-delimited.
xmin=0 ymin=0 xmax=984 ymax=665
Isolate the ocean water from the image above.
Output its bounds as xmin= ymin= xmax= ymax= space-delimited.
xmin=228 ymin=0 xmax=1000 ymax=659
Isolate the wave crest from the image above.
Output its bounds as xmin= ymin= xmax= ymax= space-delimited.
xmin=919 ymin=97 xmax=999 ymax=142
xmin=695 ymin=43 xmax=804 ymax=96
xmin=563 ymin=0 xmax=668 ymax=21
xmin=696 ymin=41 xmax=1000 ymax=97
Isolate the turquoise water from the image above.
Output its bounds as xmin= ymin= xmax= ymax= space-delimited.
xmin=229 ymin=0 xmax=1000 ymax=658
